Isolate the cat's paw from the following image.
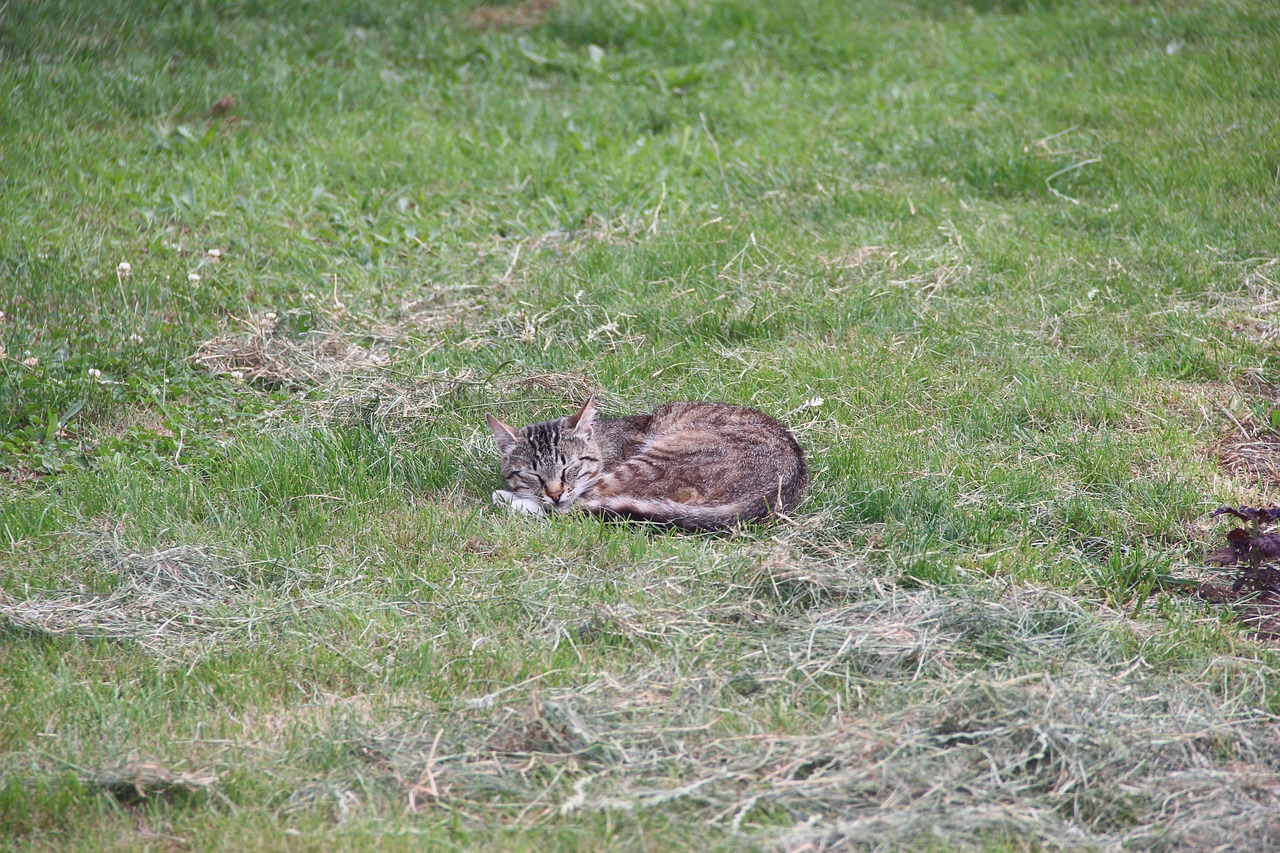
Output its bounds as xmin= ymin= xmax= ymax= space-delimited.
xmin=492 ymin=489 xmax=545 ymax=516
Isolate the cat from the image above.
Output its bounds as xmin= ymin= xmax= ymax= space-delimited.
xmin=486 ymin=396 xmax=807 ymax=531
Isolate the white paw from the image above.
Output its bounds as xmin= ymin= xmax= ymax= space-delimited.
xmin=492 ymin=490 xmax=545 ymax=516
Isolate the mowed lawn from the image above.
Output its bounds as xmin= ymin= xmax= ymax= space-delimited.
xmin=3 ymin=0 xmax=1280 ymax=849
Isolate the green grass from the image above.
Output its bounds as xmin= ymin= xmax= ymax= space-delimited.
xmin=4 ymin=0 xmax=1280 ymax=848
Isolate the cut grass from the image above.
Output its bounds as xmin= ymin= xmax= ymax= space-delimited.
xmin=4 ymin=0 xmax=1280 ymax=849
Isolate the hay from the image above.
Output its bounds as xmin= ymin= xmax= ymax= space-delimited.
xmin=79 ymin=762 xmax=219 ymax=804
xmin=191 ymin=310 xmax=467 ymax=429
xmin=0 ymin=542 xmax=356 ymax=661
xmin=467 ymin=0 xmax=558 ymax=30
xmin=316 ymin=572 xmax=1280 ymax=850
xmin=1208 ymin=255 xmax=1280 ymax=347
xmin=1219 ymin=421 xmax=1280 ymax=492
xmin=190 ymin=300 xmax=620 ymax=432
xmin=190 ymin=311 xmax=389 ymax=390
xmin=0 ymin=545 xmax=245 ymax=654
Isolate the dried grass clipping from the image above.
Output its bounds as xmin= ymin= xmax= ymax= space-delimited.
xmin=468 ymin=0 xmax=558 ymax=30
xmin=190 ymin=312 xmax=387 ymax=390
xmin=80 ymin=762 xmax=218 ymax=804
xmin=0 ymin=542 xmax=358 ymax=662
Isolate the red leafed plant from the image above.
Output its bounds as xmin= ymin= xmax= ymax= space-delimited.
xmin=1208 ymin=506 xmax=1280 ymax=594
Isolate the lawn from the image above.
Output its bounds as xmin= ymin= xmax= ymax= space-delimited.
xmin=3 ymin=0 xmax=1280 ymax=849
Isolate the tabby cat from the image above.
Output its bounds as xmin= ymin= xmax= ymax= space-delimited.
xmin=487 ymin=396 xmax=807 ymax=531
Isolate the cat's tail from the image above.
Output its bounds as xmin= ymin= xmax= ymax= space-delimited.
xmin=579 ymin=494 xmax=782 ymax=532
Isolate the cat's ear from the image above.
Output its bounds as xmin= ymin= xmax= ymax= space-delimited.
xmin=565 ymin=395 xmax=596 ymax=434
xmin=486 ymin=413 xmax=520 ymax=454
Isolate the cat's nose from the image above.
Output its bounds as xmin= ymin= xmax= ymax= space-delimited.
xmin=544 ymin=483 xmax=564 ymax=503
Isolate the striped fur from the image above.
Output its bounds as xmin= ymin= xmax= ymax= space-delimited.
xmin=487 ymin=396 xmax=807 ymax=531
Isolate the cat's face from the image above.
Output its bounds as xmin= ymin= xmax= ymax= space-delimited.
xmin=487 ymin=397 xmax=601 ymax=511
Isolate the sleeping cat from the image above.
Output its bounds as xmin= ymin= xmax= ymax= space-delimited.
xmin=486 ymin=396 xmax=807 ymax=531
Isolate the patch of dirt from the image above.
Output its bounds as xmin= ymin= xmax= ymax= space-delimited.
xmin=209 ymin=95 xmax=236 ymax=117
xmin=467 ymin=0 xmax=558 ymax=30
xmin=90 ymin=405 xmax=176 ymax=438
xmin=1208 ymin=256 xmax=1280 ymax=490
xmin=1219 ymin=418 xmax=1280 ymax=490
xmin=1196 ymin=582 xmax=1280 ymax=642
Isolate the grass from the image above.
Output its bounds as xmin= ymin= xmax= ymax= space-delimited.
xmin=3 ymin=0 xmax=1280 ymax=848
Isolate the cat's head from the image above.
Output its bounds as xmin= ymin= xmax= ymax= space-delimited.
xmin=486 ymin=396 xmax=602 ymax=510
